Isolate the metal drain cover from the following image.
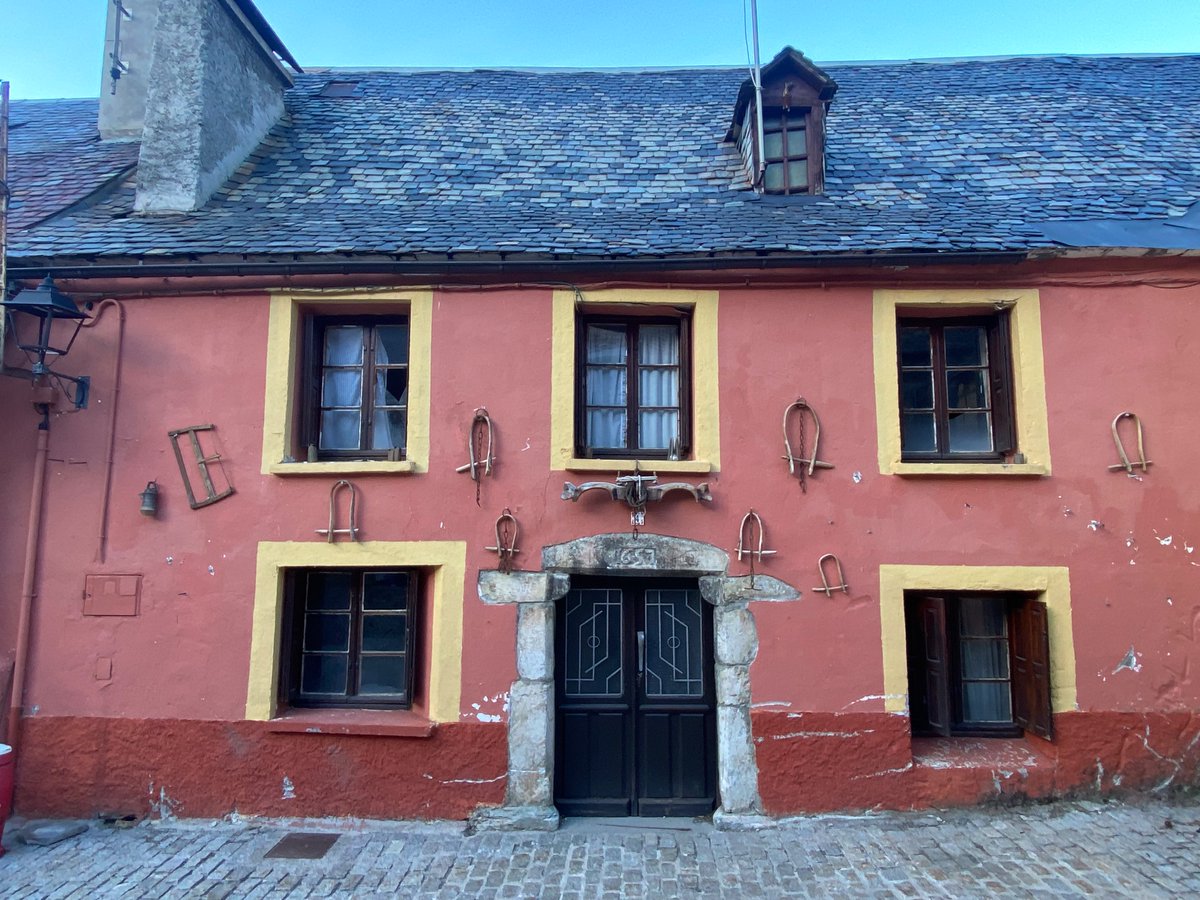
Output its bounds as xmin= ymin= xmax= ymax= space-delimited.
xmin=264 ymin=832 xmax=340 ymax=860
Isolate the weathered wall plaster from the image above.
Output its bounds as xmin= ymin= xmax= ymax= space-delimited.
xmin=3 ymin=263 xmax=1199 ymax=818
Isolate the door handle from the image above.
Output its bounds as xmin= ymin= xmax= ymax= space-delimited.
xmin=637 ymin=630 xmax=645 ymax=682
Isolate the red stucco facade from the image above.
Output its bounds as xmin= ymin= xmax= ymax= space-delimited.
xmin=2 ymin=259 xmax=1198 ymax=820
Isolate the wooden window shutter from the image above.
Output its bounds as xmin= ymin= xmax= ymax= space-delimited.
xmin=918 ymin=596 xmax=952 ymax=737
xmin=1011 ymin=598 xmax=1053 ymax=740
xmin=989 ymin=311 xmax=1017 ymax=455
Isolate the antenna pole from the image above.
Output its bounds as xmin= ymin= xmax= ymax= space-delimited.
xmin=750 ymin=0 xmax=766 ymax=184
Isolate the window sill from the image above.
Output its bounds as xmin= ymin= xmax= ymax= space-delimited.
xmin=890 ymin=461 xmax=1050 ymax=477
xmin=562 ymin=458 xmax=714 ymax=475
xmin=911 ymin=736 xmax=1050 ymax=770
xmin=265 ymin=708 xmax=436 ymax=738
xmin=269 ymin=460 xmax=420 ymax=477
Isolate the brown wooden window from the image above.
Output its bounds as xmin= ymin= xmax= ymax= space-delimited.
xmin=897 ymin=314 xmax=1015 ymax=461
xmin=905 ymin=593 xmax=1052 ymax=740
xmin=761 ymin=107 xmax=810 ymax=194
xmin=282 ymin=569 xmax=417 ymax=709
xmin=576 ymin=314 xmax=691 ymax=458
xmin=304 ymin=317 xmax=409 ymax=460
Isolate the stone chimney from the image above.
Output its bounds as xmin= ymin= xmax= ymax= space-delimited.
xmin=99 ymin=0 xmax=162 ymax=140
xmin=100 ymin=0 xmax=299 ymax=214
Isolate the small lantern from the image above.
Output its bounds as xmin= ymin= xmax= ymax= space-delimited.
xmin=2 ymin=276 xmax=89 ymax=375
xmin=139 ymin=481 xmax=160 ymax=517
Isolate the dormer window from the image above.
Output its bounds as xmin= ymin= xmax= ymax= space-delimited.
xmin=762 ymin=108 xmax=810 ymax=194
xmin=727 ymin=47 xmax=838 ymax=196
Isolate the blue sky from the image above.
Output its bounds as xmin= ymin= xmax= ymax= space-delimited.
xmin=2 ymin=0 xmax=1198 ymax=99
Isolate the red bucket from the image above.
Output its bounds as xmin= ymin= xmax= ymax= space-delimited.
xmin=0 ymin=743 xmax=13 ymax=857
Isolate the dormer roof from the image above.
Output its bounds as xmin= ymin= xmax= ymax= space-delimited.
xmin=728 ymin=47 xmax=838 ymax=142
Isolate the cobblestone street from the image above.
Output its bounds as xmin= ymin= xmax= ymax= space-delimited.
xmin=2 ymin=798 xmax=1198 ymax=898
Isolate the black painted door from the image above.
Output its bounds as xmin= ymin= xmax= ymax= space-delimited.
xmin=555 ymin=577 xmax=717 ymax=817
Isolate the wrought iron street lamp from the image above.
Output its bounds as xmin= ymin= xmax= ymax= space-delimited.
xmin=2 ymin=276 xmax=90 ymax=407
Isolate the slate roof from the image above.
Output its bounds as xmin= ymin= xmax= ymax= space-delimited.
xmin=8 ymin=53 xmax=1200 ymax=263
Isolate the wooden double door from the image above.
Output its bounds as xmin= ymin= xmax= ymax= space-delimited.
xmin=555 ymin=577 xmax=717 ymax=817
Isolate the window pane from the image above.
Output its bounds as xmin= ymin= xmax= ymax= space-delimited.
xmin=320 ymin=409 xmax=361 ymax=449
xmin=959 ymin=597 xmax=1007 ymax=637
xmin=359 ymin=656 xmax=407 ymax=695
xmin=763 ymin=163 xmax=784 ymax=192
xmin=763 ymin=131 xmax=783 ymax=158
xmin=639 ymin=368 xmax=679 ymax=408
xmin=786 ymin=127 xmax=807 ymax=152
xmin=304 ymin=613 xmax=350 ymax=652
xmin=786 ymin=160 xmax=808 ymax=190
xmin=323 ymin=326 xmax=363 ymax=365
xmin=363 ymin=572 xmax=409 ymax=610
xmin=322 ymin=369 xmax=362 ymax=407
xmin=638 ymin=325 xmax=679 ymax=365
xmin=901 ymin=413 xmax=936 ymax=452
xmin=371 ymin=409 xmax=407 ymax=450
xmin=306 ymin=572 xmax=353 ymax=611
xmin=947 ymin=412 xmax=993 ymax=452
xmin=586 ymin=366 xmax=627 ymax=406
xmin=945 ymin=326 xmax=987 ymax=367
xmin=587 ymin=409 xmax=627 ymax=448
xmin=639 ymin=410 xmax=680 ymax=450
xmin=375 ymin=324 xmax=409 ymax=365
xmin=962 ymin=682 xmax=1012 ymax=723
xmin=901 ymin=371 xmax=934 ymax=410
xmin=762 ymin=111 xmax=783 ymax=129
xmin=961 ymin=640 xmax=1010 ymax=679
xmin=947 ymin=370 xmax=988 ymax=410
xmin=899 ymin=327 xmax=932 ymax=367
xmin=301 ymin=654 xmax=348 ymax=696
xmin=362 ymin=614 xmax=407 ymax=652
xmin=375 ymin=368 xmax=408 ymax=406
xmin=586 ymin=325 xmax=627 ymax=364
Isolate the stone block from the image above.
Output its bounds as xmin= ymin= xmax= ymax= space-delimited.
xmin=516 ymin=603 xmax=554 ymax=681
xmin=468 ymin=803 xmax=559 ymax=832
xmin=542 ymin=533 xmax=728 ymax=576
xmin=478 ymin=571 xmax=566 ymax=605
xmin=507 ymin=680 xmax=553 ymax=795
xmin=504 ymin=770 xmax=552 ymax=808
xmin=714 ymin=605 xmax=758 ymax=666
xmin=716 ymin=663 xmax=751 ymax=708
xmin=716 ymin=705 xmax=761 ymax=814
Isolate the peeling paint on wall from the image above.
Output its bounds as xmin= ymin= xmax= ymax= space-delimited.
xmin=281 ymin=776 xmax=296 ymax=800
xmin=1113 ymin=647 xmax=1143 ymax=674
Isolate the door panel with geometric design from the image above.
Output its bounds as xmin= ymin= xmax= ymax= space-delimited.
xmin=555 ymin=578 xmax=716 ymax=817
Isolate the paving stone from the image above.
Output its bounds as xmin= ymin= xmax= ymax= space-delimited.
xmin=1 ymin=798 xmax=1199 ymax=896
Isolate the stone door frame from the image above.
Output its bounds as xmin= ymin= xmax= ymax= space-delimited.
xmin=472 ymin=533 xmax=800 ymax=831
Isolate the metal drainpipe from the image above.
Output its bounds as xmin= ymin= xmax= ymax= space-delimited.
xmin=82 ymin=300 xmax=126 ymax=564
xmin=6 ymin=398 xmax=53 ymax=759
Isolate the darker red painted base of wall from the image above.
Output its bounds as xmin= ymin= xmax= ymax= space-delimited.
xmin=11 ymin=711 xmax=1199 ymax=820
xmin=755 ymin=711 xmax=1200 ymax=814
xmin=13 ymin=717 xmax=505 ymax=820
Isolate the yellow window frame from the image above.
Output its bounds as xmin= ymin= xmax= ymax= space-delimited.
xmin=878 ymin=564 xmax=1077 ymax=717
xmin=872 ymin=289 xmax=1051 ymax=476
xmin=262 ymin=289 xmax=433 ymax=476
xmin=550 ymin=288 xmax=721 ymax=473
xmin=246 ymin=540 xmax=466 ymax=723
